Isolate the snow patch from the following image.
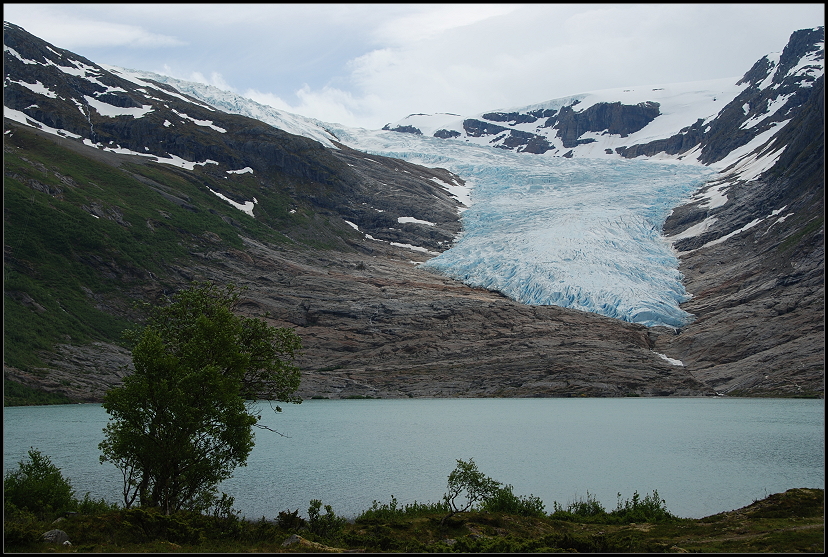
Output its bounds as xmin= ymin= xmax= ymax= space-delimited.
xmin=204 ymin=185 xmax=256 ymax=217
xmin=171 ymin=108 xmax=226 ymax=132
xmin=3 ymin=106 xmax=82 ymax=138
xmin=83 ymin=95 xmax=154 ymax=118
xmin=430 ymin=176 xmax=471 ymax=208
xmin=655 ymin=352 xmax=684 ymax=366
xmin=398 ymin=216 xmax=435 ymax=226
xmin=7 ymin=79 xmax=58 ymax=98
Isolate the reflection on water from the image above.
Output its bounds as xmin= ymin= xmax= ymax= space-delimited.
xmin=3 ymin=398 xmax=824 ymax=520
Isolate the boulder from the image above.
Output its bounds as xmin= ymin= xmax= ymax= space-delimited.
xmin=42 ymin=529 xmax=69 ymax=544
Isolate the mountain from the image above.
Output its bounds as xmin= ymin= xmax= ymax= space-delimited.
xmin=3 ymin=22 xmax=823 ymax=402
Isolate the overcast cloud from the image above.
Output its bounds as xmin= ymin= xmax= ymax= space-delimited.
xmin=4 ymin=3 xmax=824 ymax=128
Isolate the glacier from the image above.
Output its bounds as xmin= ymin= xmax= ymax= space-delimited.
xmin=104 ymin=67 xmax=717 ymax=328
xmin=322 ymin=126 xmax=714 ymax=328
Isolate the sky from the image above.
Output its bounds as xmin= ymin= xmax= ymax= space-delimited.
xmin=3 ymin=4 xmax=825 ymax=129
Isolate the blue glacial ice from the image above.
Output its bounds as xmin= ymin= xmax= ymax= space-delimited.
xmin=322 ymin=127 xmax=715 ymax=328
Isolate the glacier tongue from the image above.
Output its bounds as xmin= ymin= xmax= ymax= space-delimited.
xmin=328 ymin=126 xmax=714 ymax=328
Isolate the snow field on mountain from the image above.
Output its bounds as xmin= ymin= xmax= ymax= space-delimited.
xmin=387 ymin=77 xmax=749 ymax=160
xmin=327 ymin=125 xmax=713 ymax=327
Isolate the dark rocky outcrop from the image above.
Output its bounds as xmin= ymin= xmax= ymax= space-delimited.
xmin=481 ymin=111 xmax=539 ymax=124
xmin=463 ymin=119 xmax=509 ymax=137
xmin=548 ymin=101 xmax=660 ymax=148
xmin=433 ymin=129 xmax=461 ymax=139
xmin=381 ymin=124 xmax=423 ymax=135
xmin=447 ymin=101 xmax=658 ymax=153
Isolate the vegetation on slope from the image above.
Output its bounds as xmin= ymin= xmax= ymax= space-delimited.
xmin=3 ymin=123 xmax=360 ymax=403
xmin=3 ymin=450 xmax=823 ymax=553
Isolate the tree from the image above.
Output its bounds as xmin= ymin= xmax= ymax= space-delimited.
xmin=4 ymin=448 xmax=75 ymax=518
xmin=99 ymin=282 xmax=302 ymax=514
xmin=441 ymin=458 xmax=502 ymax=524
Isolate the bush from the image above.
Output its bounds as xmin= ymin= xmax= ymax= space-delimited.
xmin=276 ymin=508 xmax=306 ymax=530
xmin=550 ymin=491 xmax=607 ymax=522
xmin=3 ymin=448 xmax=75 ymax=518
xmin=307 ymin=499 xmax=347 ymax=538
xmin=609 ymin=490 xmax=676 ymax=523
xmin=481 ymin=484 xmax=546 ymax=517
xmin=357 ymin=495 xmax=448 ymax=522
xmin=2 ymin=506 xmax=43 ymax=548
xmin=76 ymin=492 xmax=119 ymax=515
xmin=121 ymin=507 xmax=206 ymax=544
xmin=550 ymin=490 xmax=677 ymax=524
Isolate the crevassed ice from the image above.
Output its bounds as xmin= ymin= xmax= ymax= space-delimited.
xmin=327 ymin=126 xmax=713 ymax=328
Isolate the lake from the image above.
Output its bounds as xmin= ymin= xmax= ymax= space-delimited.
xmin=3 ymin=397 xmax=824 ymax=520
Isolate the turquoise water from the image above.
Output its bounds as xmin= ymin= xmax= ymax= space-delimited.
xmin=3 ymin=398 xmax=824 ymax=520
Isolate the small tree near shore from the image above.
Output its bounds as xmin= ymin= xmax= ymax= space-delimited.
xmin=99 ymin=282 xmax=302 ymax=514
xmin=441 ymin=458 xmax=502 ymax=524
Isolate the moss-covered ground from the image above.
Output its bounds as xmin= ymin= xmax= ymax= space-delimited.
xmin=4 ymin=488 xmax=823 ymax=553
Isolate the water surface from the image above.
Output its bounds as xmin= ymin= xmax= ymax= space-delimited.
xmin=3 ymin=398 xmax=823 ymax=520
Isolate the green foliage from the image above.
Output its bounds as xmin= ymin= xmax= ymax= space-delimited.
xmin=610 ymin=489 xmax=676 ymax=523
xmin=550 ymin=489 xmax=677 ymax=524
xmin=75 ymin=492 xmax=120 ymax=515
xmin=2 ymin=507 xmax=43 ymax=547
xmin=440 ymin=459 xmax=547 ymax=523
xmin=3 ymin=377 xmax=72 ymax=406
xmin=357 ymin=495 xmax=449 ymax=522
xmin=121 ymin=507 xmax=206 ymax=544
xmin=3 ymin=486 xmax=822 ymax=553
xmin=480 ymin=484 xmax=546 ymax=517
xmin=3 ymin=448 xmax=75 ymax=518
xmin=550 ymin=490 xmax=607 ymax=521
xmin=276 ymin=508 xmax=306 ymax=530
xmin=443 ymin=458 xmax=502 ymax=517
xmin=778 ymin=216 xmax=823 ymax=252
xmin=307 ymin=499 xmax=347 ymax=538
xmin=99 ymin=282 xmax=302 ymax=514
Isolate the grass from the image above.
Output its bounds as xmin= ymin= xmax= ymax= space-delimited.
xmin=3 ymin=124 xmax=365 ymax=404
xmin=3 ymin=488 xmax=822 ymax=553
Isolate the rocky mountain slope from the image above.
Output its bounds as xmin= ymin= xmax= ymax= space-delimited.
xmin=3 ymin=23 xmax=823 ymax=401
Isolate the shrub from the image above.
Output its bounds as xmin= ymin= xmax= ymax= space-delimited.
xmin=609 ymin=490 xmax=676 ymax=523
xmin=443 ymin=458 xmax=502 ymax=517
xmin=307 ymin=499 xmax=347 ymax=538
xmin=76 ymin=492 xmax=119 ymax=515
xmin=3 ymin=448 xmax=75 ymax=518
xmin=550 ymin=491 xmax=607 ymax=521
xmin=276 ymin=508 xmax=306 ymax=530
xmin=481 ymin=484 xmax=546 ymax=517
xmin=357 ymin=495 xmax=448 ymax=522
xmin=2 ymin=506 xmax=43 ymax=548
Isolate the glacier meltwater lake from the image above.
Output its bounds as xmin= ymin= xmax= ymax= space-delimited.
xmin=330 ymin=126 xmax=715 ymax=328
xmin=4 ymin=398 xmax=824 ymax=520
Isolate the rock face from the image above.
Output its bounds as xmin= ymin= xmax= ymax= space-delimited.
xmin=550 ymin=101 xmax=660 ymax=148
xmin=2 ymin=22 xmax=823 ymax=402
xmin=450 ymin=101 xmax=659 ymax=153
xmin=617 ymin=27 xmax=824 ymax=163
xmin=166 ymin=237 xmax=712 ymax=399
xmin=654 ymin=74 xmax=824 ymax=396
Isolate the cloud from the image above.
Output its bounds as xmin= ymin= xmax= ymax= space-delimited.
xmin=185 ymin=70 xmax=237 ymax=92
xmin=5 ymin=3 xmax=824 ymax=130
xmin=3 ymin=5 xmax=185 ymax=49
xmin=242 ymin=89 xmax=294 ymax=113
xmin=243 ymin=3 xmax=825 ymax=128
xmin=371 ymin=4 xmax=520 ymax=44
